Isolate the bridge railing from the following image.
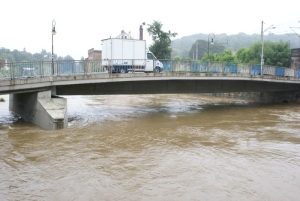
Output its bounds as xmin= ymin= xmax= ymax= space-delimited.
xmin=0 ymin=60 xmax=107 ymax=80
xmin=55 ymin=60 xmax=105 ymax=75
xmin=1 ymin=59 xmax=300 ymax=81
xmin=161 ymin=59 xmax=300 ymax=80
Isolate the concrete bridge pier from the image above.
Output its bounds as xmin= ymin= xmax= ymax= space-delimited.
xmin=9 ymin=90 xmax=67 ymax=130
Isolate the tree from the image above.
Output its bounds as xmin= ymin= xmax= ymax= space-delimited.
xmin=214 ymin=50 xmax=237 ymax=63
xmin=264 ymin=41 xmax=290 ymax=66
xmin=199 ymin=49 xmax=236 ymax=63
xmin=236 ymin=41 xmax=290 ymax=66
xmin=147 ymin=21 xmax=177 ymax=59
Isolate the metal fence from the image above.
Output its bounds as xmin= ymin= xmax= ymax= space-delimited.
xmin=0 ymin=60 xmax=105 ymax=80
xmin=160 ymin=60 xmax=300 ymax=79
xmin=1 ymin=59 xmax=300 ymax=80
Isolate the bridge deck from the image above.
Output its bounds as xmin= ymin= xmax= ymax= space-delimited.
xmin=1 ymin=60 xmax=300 ymax=95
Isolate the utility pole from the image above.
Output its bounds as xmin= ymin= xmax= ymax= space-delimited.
xmin=51 ymin=20 xmax=56 ymax=76
xmin=260 ymin=21 xmax=275 ymax=76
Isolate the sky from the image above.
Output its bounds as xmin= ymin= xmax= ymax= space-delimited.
xmin=0 ymin=0 xmax=299 ymax=59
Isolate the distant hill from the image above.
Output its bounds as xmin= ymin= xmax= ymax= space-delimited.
xmin=171 ymin=33 xmax=300 ymax=58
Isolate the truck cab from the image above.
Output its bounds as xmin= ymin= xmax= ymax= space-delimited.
xmin=145 ymin=51 xmax=164 ymax=72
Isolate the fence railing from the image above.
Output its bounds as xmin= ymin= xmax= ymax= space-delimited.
xmin=0 ymin=60 xmax=105 ymax=80
xmin=161 ymin=60 xmax=300 ymax=79
xmin=1 ymin=59 xmax=300 ymax=81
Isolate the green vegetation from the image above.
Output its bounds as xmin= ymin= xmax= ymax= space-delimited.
xmin=0 ymin=48 xmax=73 ymax=63
xmin=172 ymin=33 xmax=299 ymax=59
xmin=202 ymin=50 xmax=237 ymax=63
xmin=147 ymin=21 xmax=177 ymax=59
xmin=201 ymin=41 xmax=290 ymax=67
xmin=186 ymin=40 xmax=291 ymax=67
xmin=236 ymin=41 xmax=290 ymax=66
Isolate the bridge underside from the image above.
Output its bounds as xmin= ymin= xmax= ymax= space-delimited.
xmin=55 ymin=79 xmax=300 ymax=95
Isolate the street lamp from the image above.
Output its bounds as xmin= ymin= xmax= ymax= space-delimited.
xmin=51 ymin=19 xmax=56 ymax=76
xmin=260 ymin=21 xmax=275 ymax=76
xmin=207 ymin=33 xmax=215 ymax=62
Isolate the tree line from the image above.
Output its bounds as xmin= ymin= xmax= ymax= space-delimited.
xmin=172 ymin=32 xmax=299 ymax=58
xmin=0 ymin=48 xmax=73 ymax=63
xmin=186 ymin=40 xmax=290 ymax=67
xmin=147 ymin=21 xmax=291 ymax=67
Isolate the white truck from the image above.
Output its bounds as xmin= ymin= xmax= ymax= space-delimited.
xmin=101 ymin=33 xmax=163 ymax=73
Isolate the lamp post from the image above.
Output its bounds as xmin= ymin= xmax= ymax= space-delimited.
xmin=207 ymin=33 xmax=215 ymax=63
xmin=260 ymin=21 xmax=275 ymax=76
xmin=51 ymin=19 xmax=56 ymax=76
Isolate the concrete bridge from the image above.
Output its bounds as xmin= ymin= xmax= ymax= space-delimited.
xmin=1 ymin=60 xmax=300 ymax=129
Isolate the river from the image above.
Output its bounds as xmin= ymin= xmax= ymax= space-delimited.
xmin=0 ymin=94 xmax=300 ymax=201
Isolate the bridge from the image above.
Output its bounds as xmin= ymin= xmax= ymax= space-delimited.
xmin=1 ymin=60 xmax=300 ymax=129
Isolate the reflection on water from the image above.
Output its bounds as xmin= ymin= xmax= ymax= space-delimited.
xmin=0 ymin=94 xmax=300 ymax=201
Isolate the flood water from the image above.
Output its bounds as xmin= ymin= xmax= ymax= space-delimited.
xmin=0 ymin=94 xmax=300 ymax=201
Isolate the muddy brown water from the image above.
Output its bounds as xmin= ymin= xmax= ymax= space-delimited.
xmin=0 ymin=94 xmax=300 ymax=201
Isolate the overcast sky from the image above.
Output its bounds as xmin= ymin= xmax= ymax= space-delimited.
xmin=1 ymin=0 xmax=299 ymax=59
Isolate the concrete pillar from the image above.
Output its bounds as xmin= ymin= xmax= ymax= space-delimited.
xmin=9 ymin=90 xmax=67 ymax=130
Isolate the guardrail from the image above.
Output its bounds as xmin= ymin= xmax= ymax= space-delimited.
xmin=1 ymin=60 xmax=300 ymax=81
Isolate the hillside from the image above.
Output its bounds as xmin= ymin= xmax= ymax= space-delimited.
xmin=171 ymin=33 xmax=300 ymax=58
